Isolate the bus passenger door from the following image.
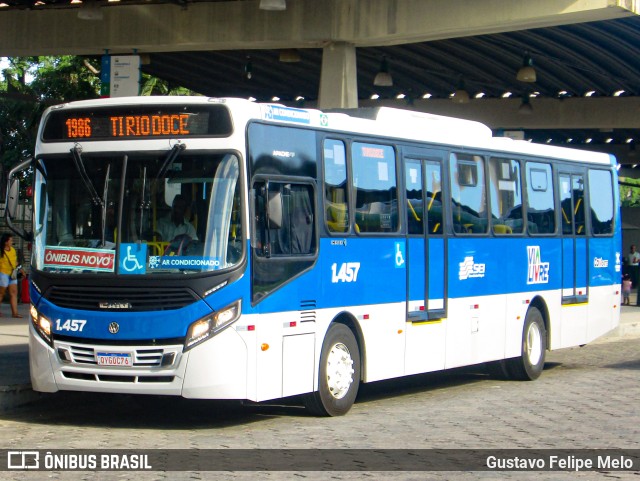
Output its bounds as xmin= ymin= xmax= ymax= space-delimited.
xmin=404 ymin=152 xmax=447 ymax=375
xmin=560 ymin=172 xmax=588 ymax=303
xmin=559 ymin=172 xmax=588 ymax=344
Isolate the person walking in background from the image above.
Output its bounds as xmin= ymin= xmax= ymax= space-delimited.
xmin=622 ymin=273 xmax=632 ymax=306
xmin=0 ymin=233 xmax=25 ymax=318
xmin=627 ymin=244 xmax=640 ymax=288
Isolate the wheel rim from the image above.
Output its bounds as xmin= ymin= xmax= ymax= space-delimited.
xmin=526 ymin=321 xmax=543 ymax=366
xmin=325 ymin=342 xmax=355 ymax=400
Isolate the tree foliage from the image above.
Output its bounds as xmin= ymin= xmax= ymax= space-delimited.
xmin=0 ymin=55 xmax=194 ymax=178
xmin=0 ymin=56 xmax=102 ymax=174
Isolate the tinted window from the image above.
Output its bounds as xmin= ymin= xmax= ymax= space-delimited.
xmin=352 ymin=143 xmax=398 ymax=233
xmin=251 ymin=179 xmax=317 ymax=303
xmin=425 ymin=161 xmax=443 ymax=235
xmin=589 ymin=170 xmax=614 ymax=235
xmin=405 ymin=161 xmax=423 ymax=235
xmin=450 ymin=153 xmax=487 ymax=234
xmin=526 ymin=162 xmax=555 ymax=235
xmin=489 ymin=157 xmax=523 ymax=234
xmin=254 ymin=181 xmax=315 ymax=257
xmin=324 ymin=139 xmax=349 ymax=233
xmin=248 ymin=123 xmax=317 ymax=178
xmin=560 ymin=173 xmax=585 ymax=236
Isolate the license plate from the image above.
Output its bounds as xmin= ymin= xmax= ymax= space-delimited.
xmin=96 ymin=351 xmax=133 ymax=367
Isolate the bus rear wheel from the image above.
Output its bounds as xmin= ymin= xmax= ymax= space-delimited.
xmin=504 ymin=306 xmax=547 ymax=380
xmin=305 ymin=323 xmax=360 ymax=416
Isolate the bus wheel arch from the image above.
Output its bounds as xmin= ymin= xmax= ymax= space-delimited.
xmin=304 ymin=314 xmax=363 ymax=416
xmin=528 ymin=296 xmax=551 ymax=349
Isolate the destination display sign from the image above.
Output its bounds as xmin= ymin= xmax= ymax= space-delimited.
xmin=42 ymin=105 xmax=233 ymax=141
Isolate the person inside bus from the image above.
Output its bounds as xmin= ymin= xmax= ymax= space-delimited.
xmin=157 ymin=194 xmax=198 ymax=246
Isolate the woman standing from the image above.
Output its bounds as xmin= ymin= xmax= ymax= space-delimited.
xmin=0 ymin=233 xmax=25 ymax=318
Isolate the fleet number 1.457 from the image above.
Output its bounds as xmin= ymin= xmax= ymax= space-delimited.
xmin=331 ymin=262 xmax=361 ymax=283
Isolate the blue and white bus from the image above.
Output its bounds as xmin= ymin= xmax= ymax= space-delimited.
xmin=6 ymin=97 xmax=621 ymax=416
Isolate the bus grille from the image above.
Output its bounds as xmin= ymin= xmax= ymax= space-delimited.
xmin=45 ymin=286 xmax=199 ymax=311
xmin=67 ymin=345 xmax=169 ymax=367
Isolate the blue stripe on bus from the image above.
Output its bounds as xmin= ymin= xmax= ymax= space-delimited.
xmin=34 ymin=232 xmax=620 ymax=340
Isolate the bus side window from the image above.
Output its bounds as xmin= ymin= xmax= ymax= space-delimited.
xmin=489 ymin=157 xmax=523 ymax=234
xmin=450 ymin=153 xmax=488 ymax=234
xmin=588 ymin=169 xmax=614 ymax=235
xmin=351 ymin=142 xmax=398 ymax=233
xmin=324 ymin=139 xmax=349 ymax=233
xmin=425 ymin=162 xmax=443 ymax=235
xmin=526 ymin=162 xmax=555 ymax=235
xmin=405 ymin=161 xmax=424 ymax=235
xmin=254 ymin=180 xmax=315 ymax=257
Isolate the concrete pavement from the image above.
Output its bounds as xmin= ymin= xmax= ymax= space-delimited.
xmin=0 ymin=300 xmax=638 ymax=412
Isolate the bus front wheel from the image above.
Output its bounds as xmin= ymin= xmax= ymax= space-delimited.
xmin=505 ymin=306 xmax=547 ymax=380
xmin=305 ymin=323 xmax=360 ymax=416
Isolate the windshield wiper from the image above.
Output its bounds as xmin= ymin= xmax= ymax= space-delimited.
xmin=152 ymin=142 xmax=187 ymax=192
xmin=138 ymin=166 xmax=148 ymax=240
xmin=71 ymin=145 xmax=103 ymax=208
xmin=100 ymin=163 xmax=111 ymax=248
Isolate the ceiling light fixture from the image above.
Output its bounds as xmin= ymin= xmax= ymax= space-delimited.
xmin=373 ymin=57 xmax=393 ymax=87
xmin=516 ymin=52 xmax=536 ymax=83
xmin=259 ymin=0 xmax=286 ymax=10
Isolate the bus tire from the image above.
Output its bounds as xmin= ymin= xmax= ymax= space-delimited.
xmin=305 ymin=323 xmax=360 ymax=416
xmin=505 ymin=306 xmax=547 ymax=381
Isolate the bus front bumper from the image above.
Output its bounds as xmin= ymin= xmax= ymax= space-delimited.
xmin=29 ymin=324 xmax=249 ymax=399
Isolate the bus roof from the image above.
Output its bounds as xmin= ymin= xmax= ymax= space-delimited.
xmin=41 ymin=96 xmax=615 ymax=167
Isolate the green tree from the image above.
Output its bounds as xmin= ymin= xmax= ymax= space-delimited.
xmin=1 ymin=55 xmax=194 ymax=181
xmin=0 ymin=56 xmax=102 ymax=176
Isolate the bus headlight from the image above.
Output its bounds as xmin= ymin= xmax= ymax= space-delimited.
xmin=184 ymin=299 xmax=242 ymax=351
xmin=30 ymin=304 xmax=53 ymax=347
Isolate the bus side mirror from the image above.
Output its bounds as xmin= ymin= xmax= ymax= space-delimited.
xmin=6 ymin=179 xmax=19 ymax=220
xmin=4 ymin=157 xmax=33 ymax=241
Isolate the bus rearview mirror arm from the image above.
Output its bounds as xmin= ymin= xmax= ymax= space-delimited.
xmin=5 ymin=157 xmax=34 ymax=242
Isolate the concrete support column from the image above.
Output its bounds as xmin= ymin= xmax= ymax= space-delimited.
xmin=318 ymin=42 xmax=358 ymax=109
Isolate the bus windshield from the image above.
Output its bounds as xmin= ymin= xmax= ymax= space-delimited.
xmin=32 ymin=149 xmax=242 ymax=275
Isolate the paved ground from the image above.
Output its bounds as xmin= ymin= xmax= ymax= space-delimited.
xmin=0 ymin=301 xmax=638 ymax=480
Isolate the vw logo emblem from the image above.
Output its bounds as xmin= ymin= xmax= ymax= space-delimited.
xmin=108 ymin=322 xmax=120 ymax=334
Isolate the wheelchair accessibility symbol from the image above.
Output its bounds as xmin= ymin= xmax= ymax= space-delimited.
xmin=394 ymin=241 xmax=405 ymax=268
xmin=119 ymin=243 xmax=147 ymax=274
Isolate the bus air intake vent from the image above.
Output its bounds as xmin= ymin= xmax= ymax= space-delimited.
xmin=300 ymin=300 xmax=316 ymax=323
xmin=46 ymin=286 xmax=199 ymax=311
